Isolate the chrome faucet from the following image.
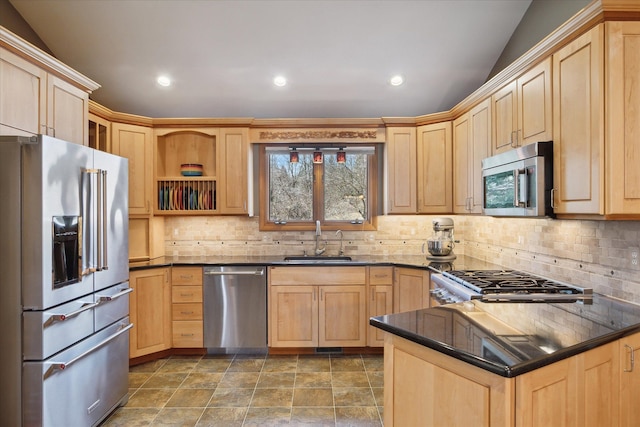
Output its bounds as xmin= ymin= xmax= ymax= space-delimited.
xmin=336 ymin=230 xmax=344 ymax=256
xmin=314 ymin=220 xmax=326 ymax=255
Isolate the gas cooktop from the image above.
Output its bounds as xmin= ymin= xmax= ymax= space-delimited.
xmin=439 ymin=269 xmax=593 ymax=303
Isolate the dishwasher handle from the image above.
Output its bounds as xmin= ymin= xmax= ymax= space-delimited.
xmin=204 ymin=269 xmax=264 ymax=276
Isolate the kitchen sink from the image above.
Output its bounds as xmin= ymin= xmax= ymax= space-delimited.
xmin=283 ymin=256 xmax=353 ymax=263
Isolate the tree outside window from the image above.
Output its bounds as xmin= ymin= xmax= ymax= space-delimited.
xmin=259 ymin=145 xmax=378 ymax=231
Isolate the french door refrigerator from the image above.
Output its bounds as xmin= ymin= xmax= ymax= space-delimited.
xmin=0 ymin=135 xmax=131 ymax=426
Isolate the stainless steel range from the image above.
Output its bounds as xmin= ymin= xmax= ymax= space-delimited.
xmin=431 ymin=270 xmax=593 ymax=304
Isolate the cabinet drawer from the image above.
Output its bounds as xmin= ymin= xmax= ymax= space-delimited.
xmin=171 ymin=267 xmax=203 ymax=286
xmin=269 ymin=266 xmax=366 ymax=286
xmin=171 ymin=286 xmax=203 ymax=303
xmin=369 ymin=266 xmax=393 ymax=285
xmin=172 ymin=321 xmax=203 ymax=347
xmin=172 ymin=303 xmax=203 ymax=321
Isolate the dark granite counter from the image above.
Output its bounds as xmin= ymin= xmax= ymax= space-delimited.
xmin=129 ymin=254 xmax=502 ymax=271
xmin=370 ymin=295 xmax=640 ymax=377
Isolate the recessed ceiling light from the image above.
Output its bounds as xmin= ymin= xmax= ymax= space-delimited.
xmin=390 ymin=75 xmax=404 ymax=86
xmin=157 ymin=75 xmax=171 ymax=87
xmin=273 ymin=76 xmax=287 ymax=87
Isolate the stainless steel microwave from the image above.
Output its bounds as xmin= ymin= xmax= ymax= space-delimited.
xmin=481 ymin=141 xmax=554 ymax=217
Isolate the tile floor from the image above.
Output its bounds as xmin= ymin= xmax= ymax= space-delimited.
xmin=100 ymin=353 xmax=384 ymax=426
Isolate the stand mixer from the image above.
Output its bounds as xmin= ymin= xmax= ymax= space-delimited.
xmin=425 ymin=217 xmax=457 ymax=261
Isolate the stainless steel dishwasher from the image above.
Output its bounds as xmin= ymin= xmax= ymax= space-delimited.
xmin=203 ymin=266 xmax=267 ymax=354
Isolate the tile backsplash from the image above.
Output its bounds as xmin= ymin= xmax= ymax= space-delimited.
xmin=164 ymin=215 xmax=640 ymax=303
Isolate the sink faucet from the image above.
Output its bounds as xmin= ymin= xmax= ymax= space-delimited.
xmin=314 ymin=220 xmax=326 ymax=255
xmin=336 ymin=230 xmax=344 ymax=256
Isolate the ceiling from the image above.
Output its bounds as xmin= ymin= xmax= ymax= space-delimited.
xmin=9 ymin=0 xmax=533 ymax=119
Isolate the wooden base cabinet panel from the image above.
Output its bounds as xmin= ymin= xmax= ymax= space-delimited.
xmin=384 ymin=334 xmax=514 ymax=427
xmin=171 ymin=267 xmax=203 ymax=348
xmin=268 ymin=266 xmax=367 ymax=348
xmin=620 ymin=333 xmax=640 ymax=427
xmin=129 ymin=268 xmax=172 ymax=358
xmin=394 ymin=267 xmax=430 ymax=312
xmin=270 ymin=285 xmax=318 ymax=347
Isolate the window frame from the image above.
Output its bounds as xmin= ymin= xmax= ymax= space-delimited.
xmin=258 ymin=143 xmax=379 ymax=231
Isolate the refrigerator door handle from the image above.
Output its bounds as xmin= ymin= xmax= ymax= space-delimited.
xmin=96 ymin=169 xmax=108 ymax=271
xmin=80 ymin=170 xmax=97 ymax=278
xmin=43 ymin=322 xmax=133 ymax=379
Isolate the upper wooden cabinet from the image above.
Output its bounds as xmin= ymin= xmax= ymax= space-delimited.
xmin=88 ymin=113 xmax=110 ymax=152
xmin=219 ymin=128 xmax=249 ymax=214
xmin=0 ymin=47 xmax=90 ymax=145
xmin=417 ymin=122 xmax=453 ymax=213
xmin=453 ymin=98 xmax=491 ymax=214
xmin=386 ymin=127 xmax=417 ymax=213
xmin=387 ymin=123 xmax=452 ymax=214
xmin=111 ymin=122 xmax=154 ymax=216
xmin=552 ymin=24 xmax=604 ymax=215
xmin=154 ymin=128 xmax=219 ymax=215
xmin=492 ymin=58 xmax=553 ymax=155
xmin=153 ymin=127 xmax=249 ymax=215
xmin=606 ymin=21 xmax=640 ymax=217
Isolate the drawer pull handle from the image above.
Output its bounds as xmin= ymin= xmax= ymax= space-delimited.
xmin=180 ymin=293 xmax=193 ymax=297
xmin=181 ymin=333 xmax=194 ymax=337
xmin=180 ymin=275 xmax=193 ymax=279
xmin=180 ymin=311 xmax=194 ymax=315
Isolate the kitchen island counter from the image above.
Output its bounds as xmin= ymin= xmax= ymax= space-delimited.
xmin=370 ymin=295 xmax=640 ymax=377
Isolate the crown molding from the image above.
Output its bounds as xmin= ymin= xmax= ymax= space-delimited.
xmin=0 ymin=25 xmax=100 ymax=92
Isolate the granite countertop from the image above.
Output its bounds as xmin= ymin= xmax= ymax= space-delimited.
xmin=129 ymin=254 xmax=501 ymax=271
xmin=370 ymin=295 xmax=640 ymax=378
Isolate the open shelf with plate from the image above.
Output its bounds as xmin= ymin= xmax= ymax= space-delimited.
xmin=155 ymin=129 xmax=218 ymax=215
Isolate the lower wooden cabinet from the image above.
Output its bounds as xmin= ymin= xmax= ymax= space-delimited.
xmin=368 ymin=266 xmax=394 ymax=347
xmin=129 ymin=267 xmax=172 ymax=358
xmin=268 ymin=266 xmax=367 ymax=348
xmin=383 ymin=332 xmax=640 ymax=427
xmin=619 ymin=333 xmax=640 ymax=427
xmin=394 ymin=267 xmax=430 ymax=312
xmin=171 ymin=267 xmax=203 ymax=348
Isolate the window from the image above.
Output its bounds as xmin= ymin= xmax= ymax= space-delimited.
xmin=259 ymin=144 xmax=379 ymax=231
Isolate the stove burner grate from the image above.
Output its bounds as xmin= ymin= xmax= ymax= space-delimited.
xmin=443 ymin=270 xmax=583 ymax=295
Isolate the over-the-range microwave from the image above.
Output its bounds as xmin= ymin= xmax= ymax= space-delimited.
xmin=481 ymin=141 xmax=554 ymax=217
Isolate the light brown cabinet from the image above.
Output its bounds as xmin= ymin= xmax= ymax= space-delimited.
xmin=453 ymin=98 xmax=491 ymax=214
xmin=384 ymin=334 xmax=514 ymax=427
xmin=154 ymin=127 xmax=249 ymax=215
xmin=417 ymin=122 xmax=453 ymax=213
xmin=516 ymin=340 xmax=619 ymax=427
xmin=384 ymin=331 xmax=639 ymax=427
xmin=492 ymin=58 xmax=552 ymax=155
xmin=268 ymin=266 xmax=367 ymax=348
xmin=112 ymin=122 xmax=154 ymax=216
xmin=129 ymin=268 xmax=172 ymax=358
xmin=88 ymin=113 xmax=110 ymax=152
xmin=0 ymin=46 xmax=90 ymax=145
xmin=171 ymin=267 xmax=203 ymax=348
xmin=386 ymin=126 xmax=417 ymax=213
xmin=367 ymin=266 xmax=394 ymax=347
xmin=619 ymin=333 xmax=640 ymax=427
xmin=605 ymin=21 xmax=640 ymax=217
xmin=393 ymin=267 xmax=430 ymax=312
xmin=111 ymin=122 xmax=163 ymax=261
xmin=219 ymin=128 xmax=249 ymax=214
xmin=552 ymin=24 xmax=604 ymax=215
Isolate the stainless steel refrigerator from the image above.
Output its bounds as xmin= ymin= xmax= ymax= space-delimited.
xmin=0 ymin=135 xmax=131 ymax=426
